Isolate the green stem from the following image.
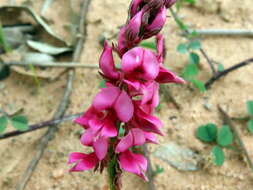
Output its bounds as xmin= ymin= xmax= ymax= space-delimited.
xmin=107 ymin=155 xmax=117 ymax=190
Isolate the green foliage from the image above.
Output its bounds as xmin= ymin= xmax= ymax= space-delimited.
xmin=182 ymin=63 xmax=199 ymax=79
xmin=190 ymin=79 xmax=206 ymax=92
xmin=217 ymin=125 xmax=233 ymax=147
xmin=177 ymin=43 xmax=188 ymax=54
xmin=99 ymin=79 xmax=106 ymax=88
xmin=152 ymin=165 xmax=164 ymax=177
xmin=189 ymin=52 xmax=200 ymax=65
xmin=247 ymin=119 xmax=253 ymax=134
xmin=217 ymin=64 xmax=225 ymax=72
xmin=196 ymin=123 xmax=234 ymax=166
xmin=246 ymin=100 xmax=253 ymax=115
xmin=0 ymin=24 xmax=11 ymax=52
xmin=10 ymin=115 xmax=29 ymax=131
xmin=140 ymin=40 xmax=156 ymax=50
xmin=0 ymin=116 xmax=8 ymax=133
xmin=212 ymin=146 xmax=225 ymax=166
xmin=188 ymin=40 xmax=201 ymax=50
xmin=196 ymin=123 xmax=217 ymax=142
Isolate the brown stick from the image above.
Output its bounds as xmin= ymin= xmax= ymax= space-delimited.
xmin=15 ymin=1 xmax=92 ymax=190
xmin=205 ymin=58 xmax=253 ymax=89
xmin=218 ymin=106 xmax=253 ymax=172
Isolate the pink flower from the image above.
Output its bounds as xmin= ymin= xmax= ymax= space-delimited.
xmin=68 ymin=152 xmax=99 ymax=172
xmin=129 ymin=0 xmax=144 ymax=18
xmin=144 ymin=6 xmax=167 ymax=38
xmin=156 ymin=34 xmax=166 ymax=63
xmin=116 ymin=128 xmax=158 ymax=153
xmin=164 ymin=0 xmax=177 ymax=8
xmin=125 ymin=10 xmax=143 ymax=42
xmin=118 ymin=150 xmax=148 ymax=180
xmin=122 ymin=47 xmax=159 ymax=83
xmin=99 ymin=41 xmax=119 ymax=80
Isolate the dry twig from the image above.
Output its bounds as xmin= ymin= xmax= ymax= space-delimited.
xmin=15 ymin=1 xmax=92 ymax=190
xmin=218 ymin=106 xmax=253 ymax=173
xmin=205 ymin=58 xmax=253 ymax=89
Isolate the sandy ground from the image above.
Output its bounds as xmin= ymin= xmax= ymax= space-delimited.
xmin=0 ymin=0 xmax=253 ymax=190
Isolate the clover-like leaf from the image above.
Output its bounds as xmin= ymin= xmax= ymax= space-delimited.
xmin=177 ymin=43 xmax=188 ymax=54
xmin=246 ymin=101 xmax=253 ymax=115
xmin=247 ymin=119 xmax=253 ymax=134
xmin=11 ymin=115 xmax=29 ymax=131
xmin=0 ymin=116 xmax=8 ymax=133
xmin=188 ymin=40 xmax=201 ymax=50
xmin=217 ymin=125 xmax=233 ymax=147
xmin=182 ymin=63 xmax=199 ymax=79
xmin=191 ymin=79 xmax=206 ymax=92
xmin=212 ymin=146 xmax=225 ymax=166
xmin=196 ymin=123 xmax=217 ymax=142
xmin=189 ymin=52 xmax=200 ymax=65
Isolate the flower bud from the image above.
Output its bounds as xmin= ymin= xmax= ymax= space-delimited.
xmin=164 ymin=0 xmax=177 ymax=8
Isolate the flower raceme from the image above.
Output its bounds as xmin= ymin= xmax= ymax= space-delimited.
xmin=69 ymin=0 xmax=184 ymax=185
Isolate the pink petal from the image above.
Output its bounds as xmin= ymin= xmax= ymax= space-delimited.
xmin=70 ymin=153 xmax=98 ymax=172
xmin=140 ymin=82 xmax=159 ymax=108
xmin=132 ymin=152 xmax=147 ymax=172
xmin=144 ymin=132 xmax=158 ymax=144
xmin=125 ymin=10 xmax=143 ymax=41
xmin=142 ymin=49 xmax=160 ymax=80
xmin=93 ymin=87 xmax=120 ymax=110
xmin=131 ymin=128 xmax=145 ymax=146
xmin=119 ymin=150 xmax=140 ymax=174
xmin=100 ymin=117 xmax=118 ymax=137
xmin=129 ymin=0 xmax=143 ymax=18
xmin=74 ymin=106 xmax=96 ymax=128
xmin=146 ymin=7 xmax=166 ymax=32
xmin=156 ymin=34 xmax=165 ymax=63
xmin=116 ymin=132 xmax=133 ymax=153
xmin=68 ymin=152 xmax=86 ymax=164
xmin=156 ymin=66 xmax=185 ymax=84
xmin=123 ymin=79 xmax=140 ymax=90
xmin=121 ymin=47 xmax=143 ymax=73
xmin=80 ymin=129 xmax=94 ymax=146
xmin=114 ymin=90 xmax=134 ymax=122
xmin=88 ymin=118 xmax=103 ymax=132
xmin=93 ymin=137 xmax=108 ymax=160
xmin=99 ymin=41 xmax=119 ymax=79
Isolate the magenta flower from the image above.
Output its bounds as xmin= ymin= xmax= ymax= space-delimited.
xmin=99 ymin=41 xmax=119 ymax=80
xmin=164 ymin=0 xmax=177 ymax=8
xmin=125 ymin=10 xmax=143 ymax=42
xmin=118 ymin=150 xmax=148 ymax=180
xmin=68 ymin=152 xmax=99 ymax=172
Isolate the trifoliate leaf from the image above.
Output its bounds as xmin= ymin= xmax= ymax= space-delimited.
xmin=177 ymin=43 xmax=188 ymax=54
xmin=246 ymin=101 xmax=253 ymax=115
xmin=11 ymin=115 xmax=29 ymax=131
xmin=188 ymin=40 xmax=201 ymax=50
xmin=217 ymin=125 xmax=233 ymax=147
xmin=182 ymin=63 xmax=199 ymax=79
xmin=189 ymin=52 xmax=200 ymax=65
xmin=247 ymin=119 xmax=253 ymax=134
xmin=190 ymin=79 xmax=206 ymax=92
xmin=212 ymin=146 xmax=225 ymax=166
xmin=196 ymin=123 xmax=217 ymax=142
xmin=0 ymin=116 xmax=8 ymax=133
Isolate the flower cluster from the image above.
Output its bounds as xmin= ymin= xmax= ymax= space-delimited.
xmin=68 ymin=0 xmax=183 ymax=181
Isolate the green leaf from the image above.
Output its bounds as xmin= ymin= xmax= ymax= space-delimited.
xmin=212 ymin=146 xmax=225 ymax=166
xmin=0 ymin=116 xmax=8 ymax=133
xmin=11 ymin=115 xmax=29 ymax=131
xmin=182 ymin=63 xmax=199 ymax=79
xmin=99 ymin=80 xmax=106 ymax=88
xmin=246 ymin=101 xmax=253 ymax=115
xmin=189 ymin=52 xmax=200 ymax=65
xmin=177 ymin=43 xmax=188 ymax=54
xmin=190 ymin=79 xmax=206 ymax=92
xmin=0 ymin=24 xmax=11 ymax=52
xmin=0 ymin=65 xmax=11 ymax=81
xmin=184 ymin=0 xmax=196 ymax=4
xmin=140 ymin=41 xmax=156 ymax=50
xmin=217 ymin=64 xmax=225 ymax=72
xmin=217 ymin=125 xmax=233 ymax=147
xmin=196 ymin=123 xmax=217 ymax=142
xmin=247 ymin=119 xmax=253 ymax=134
xmin=188 ymin=40 xmax=201 ymax=50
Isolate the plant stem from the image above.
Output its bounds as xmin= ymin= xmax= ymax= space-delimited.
xmin=185 ymin=29 xmax=253 ymax=37
xmin=107 ymin=155 xmax=118 ymax=190
xmin=218 ymin=106 xmax=253 ymax=173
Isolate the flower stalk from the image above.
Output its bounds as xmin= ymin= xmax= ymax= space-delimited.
xmin=68 ymin=0 xmax=184 ymax=189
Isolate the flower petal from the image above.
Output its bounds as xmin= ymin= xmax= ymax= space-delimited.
xmin=144 ymin=132 xmax=158 ymax=144
xmin=99 ymin=41 xmax=119 ymax=79
xmin=131 ymin=128 xmax=145 ymax=146
xmin=93 ymin=87 xmax=121 ymax=110
xmin=119 ymin=150 xmax=140 ymax=174
xmin=69 ymin=153 xmax=98 ymax=172
xmin=121 ymin=47 xmax=143 ymax=73
xmin=93 ymin=137 xmax=108 ymax=160
xmin=80 ymin=129 xmax=94 ymax=146
xmin=114 ymin=90 xmax=134 ymax=122
xmin=156 ymin=66 xmax=185 ymax=84
xmin=146 ymin=7 xmax=166 ymax=32
xmin=100 ymin=117 xmax=118 ymax=137
xmin=68 ymin=152 xmax=86 ymax=164
xmin=116 ymin=132 xmax=133 ymax=153
xmin=142 ymin=49 xmax=160 ymax=80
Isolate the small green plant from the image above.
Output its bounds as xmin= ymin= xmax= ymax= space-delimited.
xmin=152 ymin=165 xmax=164 ymax=177
xmin=196 ymin=123 xmax=234 ymax=166
xmin=246 ymin=100 xmax=253 ymax=134
xmin=0 ymin=112 xmax=29 ymax=134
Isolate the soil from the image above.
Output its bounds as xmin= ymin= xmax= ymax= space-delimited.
xmin=0 ymin=0 xmax=253 ymax=190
